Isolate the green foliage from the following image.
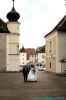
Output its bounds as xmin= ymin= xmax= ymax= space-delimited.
xmin=36 ymin=45 xmax=45 ymax=53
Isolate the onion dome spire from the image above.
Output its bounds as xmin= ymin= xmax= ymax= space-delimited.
xmin=6 ymin=0 xmax=20 ymax=22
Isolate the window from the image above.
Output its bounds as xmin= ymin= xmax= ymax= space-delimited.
xmin=17 ymin=44 xmax=19 ymax=54
xmin=50 ymin=62 xmax=51 ymax=68
xmin=22 ymin=62 xmax=24 ymax=64
xmin=22 ymin=54 xmax=24 ymax=56
xmin=49 ymin=40 xmax=52 ymax=53
xmin=42 ymin=55 xmax=44 ymax=58
xmin=27 ymin=54 xmax=29 ymax=60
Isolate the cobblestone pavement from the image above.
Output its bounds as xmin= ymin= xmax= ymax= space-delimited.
xmin=0 ymin=71 xmax=66 ymax=100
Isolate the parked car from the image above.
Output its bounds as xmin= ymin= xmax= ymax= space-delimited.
xmin=36 ymin=63 xmax=45 ymax=71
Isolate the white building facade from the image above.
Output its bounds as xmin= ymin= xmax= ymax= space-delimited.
xmin=0 ymin=0 xmax=21 ymax=71
xmin=20 ymin=48 xmax=36 ymax=65
xmin=37 ymin=53 xmax=45 ymax=65
xmin=6 ymin=22 xmax=20 ymax=71
xmin=20 ymin=52 xmax=27 ymax=66
xmin=29 ymin=54 xmax=36 ymax=64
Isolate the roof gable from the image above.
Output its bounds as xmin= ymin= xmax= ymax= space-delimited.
xmin=45 ymin=15 xmax=66 ymax=37
xmin=0 ymin=18 xmax=10 ymax=33
xmin=55 ymin=15 xmax=66 ymax=32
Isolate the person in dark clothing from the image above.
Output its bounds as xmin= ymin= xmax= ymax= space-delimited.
xmin=22 ymin=65 xmax=29 ymax=82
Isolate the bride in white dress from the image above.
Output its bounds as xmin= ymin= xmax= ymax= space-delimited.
xmin=27 ymin=66 xmax=38 ymax=81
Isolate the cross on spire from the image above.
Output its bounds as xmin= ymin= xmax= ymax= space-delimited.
xmin=65 ymin=0 xmax=66 ymax=7
xmin=12 ymin=0 xmax=15 ymax=9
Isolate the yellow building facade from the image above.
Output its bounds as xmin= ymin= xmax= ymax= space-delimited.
xmin=45 ymin=16 xmax=66 ymax=73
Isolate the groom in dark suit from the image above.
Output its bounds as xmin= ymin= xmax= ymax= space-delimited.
xmin=22 ymin=65 xmax=29 ymax=82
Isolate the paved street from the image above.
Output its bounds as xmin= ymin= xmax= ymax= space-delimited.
xmin=0 ymin=71 xmax=66 ymax=100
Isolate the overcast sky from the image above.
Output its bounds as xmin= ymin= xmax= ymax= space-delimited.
xmin=0 ymin=0 xmax=66 ymax=48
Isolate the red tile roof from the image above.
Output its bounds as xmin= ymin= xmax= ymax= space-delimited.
xmin=25 ymin=48 xmax=36 ymax=55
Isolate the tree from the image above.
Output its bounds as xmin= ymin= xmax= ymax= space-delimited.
xmin=36 ymin=45 xmax=45 ymax=53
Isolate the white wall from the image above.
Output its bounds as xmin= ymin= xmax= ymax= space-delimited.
xmin=58 ymin=32 xmax=66 ymax=60
xmin=37 ymin=53 xmax=45 ymax=65
xmin=20 ymin=52 xmax=27 ymax=65
xmin=7 ymin=22 xmax=20 ymax=33
xmin=6 ymin=55 xmax=20 ymax=71
xmin=29 ymin=55 xmax=36 ymax=64
xmin=57 ymin=32 xmax=66 ymax=73
xmin=6 ymin=22 xmax=20 ymax=71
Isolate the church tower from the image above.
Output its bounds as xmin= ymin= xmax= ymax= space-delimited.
xmin=6 ymin=0 xmax=20 ymax=71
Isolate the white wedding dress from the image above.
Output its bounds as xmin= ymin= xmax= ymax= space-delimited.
xmin=27 ymin=67 xmax=38 ymax=81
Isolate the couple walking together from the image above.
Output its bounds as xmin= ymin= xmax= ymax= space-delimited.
xmin=22 ymin=65 xmax=38 ymax=82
